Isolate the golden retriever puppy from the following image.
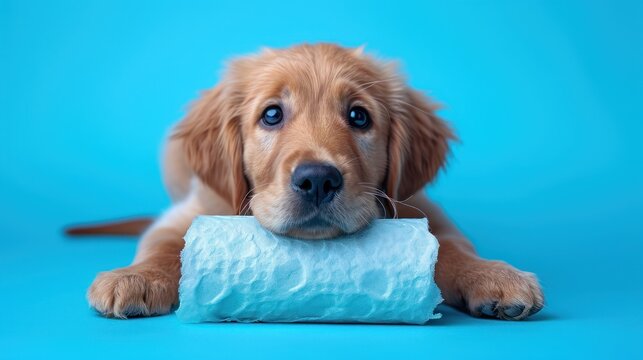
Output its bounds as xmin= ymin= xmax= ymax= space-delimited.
xmin=83 ymin=43 xmax=543 ymax=320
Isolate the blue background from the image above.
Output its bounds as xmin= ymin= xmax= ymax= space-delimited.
xmin=1 ymin=0 xmax=642 ymax=358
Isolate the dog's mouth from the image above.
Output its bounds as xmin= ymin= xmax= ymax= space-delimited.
xmin=280 ymin=212 xmax=346 ymax=239
xmin=250 ymin=190 xmax=381 ymax=240
xmin=297 ymin=215 xmax=333 ymax=230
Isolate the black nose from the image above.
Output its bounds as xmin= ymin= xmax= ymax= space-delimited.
xmin=291 ymin=163 xmax=343 ymax=206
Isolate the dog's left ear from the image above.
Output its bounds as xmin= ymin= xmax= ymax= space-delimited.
xmin=385 ymin=89 xmax=456 ymax=201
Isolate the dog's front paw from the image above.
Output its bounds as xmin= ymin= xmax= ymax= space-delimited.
xmin=87 ymin=265 xmax=178 ymax=318
xmin=457 ymin=260 xmax=544 ymax=320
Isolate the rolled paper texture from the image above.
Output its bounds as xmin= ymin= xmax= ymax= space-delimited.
xmin=177 ymin=216 xmax=442 ymax=324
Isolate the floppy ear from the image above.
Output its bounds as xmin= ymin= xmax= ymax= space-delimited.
xmin=172 ymin=84 xmax=247 ymax=212
xmin=386 ymin=89 xmax=456 ymax=201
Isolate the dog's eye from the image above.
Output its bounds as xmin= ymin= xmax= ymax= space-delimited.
xmin=347 ymin=106 xmax=371 ymax=129
xmin=261 ymin=105 xmax=283 ymax=127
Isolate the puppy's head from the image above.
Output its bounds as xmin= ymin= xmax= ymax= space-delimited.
xmin=175 ymin=44 xmax=454 ymax=239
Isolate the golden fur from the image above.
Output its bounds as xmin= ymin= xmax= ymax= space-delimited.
xmin=85 ymin=44 xmax=544 ymax=320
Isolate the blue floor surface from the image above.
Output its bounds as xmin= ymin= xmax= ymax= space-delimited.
xmin=1 ymin=1 xmax=642 ymax=358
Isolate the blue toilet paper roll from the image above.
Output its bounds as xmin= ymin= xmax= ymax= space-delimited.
xmin=177 ymin=216 xmax=442 ymax=324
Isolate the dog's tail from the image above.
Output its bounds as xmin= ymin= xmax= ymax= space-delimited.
xmin=65 ymin=217 xmax=154 ymax=237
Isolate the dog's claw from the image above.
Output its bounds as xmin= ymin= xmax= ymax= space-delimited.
xmin=501 ymin=304 xmax=525 ymax=319
xmin=478 ymin=302 xmax=498 ymax=317
xmin=529 ymin=303 xmax=543 ymax=316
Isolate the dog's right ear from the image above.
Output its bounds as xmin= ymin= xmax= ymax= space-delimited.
xmin=172 ymin=82 xmax=247 ymax=213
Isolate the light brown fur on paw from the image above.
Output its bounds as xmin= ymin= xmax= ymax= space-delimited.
xmin=87 ymin=265 xmax=178 ymax=318
xmin=455 ymin=260 xmax=544 ymax=320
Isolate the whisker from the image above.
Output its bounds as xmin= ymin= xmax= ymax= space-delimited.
xmin=358 ymin=183 xmax=398 ymax=219
xmin=363 ymin=191 xmax=387 ymax=218
xmin=338 ymin=156 xmax=361 ymax=168
xmin=240 ymin=196 xmax=253 ymax=216
xmin=393 ymin=200 xmax=427 ymax=219
xmin=354 ymin=77 xmax=398 ymax=92
xmin=397 ymin=99 xmax=435 ymax=118
xmin=357 ymin=182 xmax=429 ymax=219
xmin=237 ymin=186 xmax=258 ymax=215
